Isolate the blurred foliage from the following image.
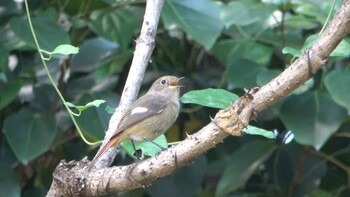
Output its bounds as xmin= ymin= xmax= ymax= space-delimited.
xmin=0 ymin=0 xmax=350 ymax=196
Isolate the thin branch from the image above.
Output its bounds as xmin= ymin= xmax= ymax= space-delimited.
xmin=92 ymin=0 xmax=165 ymax=169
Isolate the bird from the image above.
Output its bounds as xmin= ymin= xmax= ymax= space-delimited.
xmin=88 ymin=75 xmax=182 ymax=170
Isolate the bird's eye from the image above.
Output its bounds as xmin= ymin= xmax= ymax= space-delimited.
xmin=160 ymin=79 xmax=167 ymax=85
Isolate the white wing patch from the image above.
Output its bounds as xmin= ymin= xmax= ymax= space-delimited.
xmin=130 ymin=107 xmax=149 ymax=115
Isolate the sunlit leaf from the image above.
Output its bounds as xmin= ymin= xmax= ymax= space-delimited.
xmin=51 ymin=44 xmax=79 ymax=55
xmin=243 ymin=125 xmax=276 ymax=139
xmin=180 ymin=88 xmax=238 ymax=109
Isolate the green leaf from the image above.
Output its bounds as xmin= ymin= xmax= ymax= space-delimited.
xmin=9 ymin=17 xmax=70 ymax=51
xmin=324 ymin=69 xmax=350 ymax=112
xmin=282 ymin=47 xmax=301 ymax=57
xmin=279 ymin=90 xmax=347 ymax=150
xmin=75 ymin=94 xmax=111 ymax=140
xmin=148 ymin=156 xmax=207 ymax=197
xmin=89 ymin=8 xmax=137 ymax=50
xmin=162 ymin=0 xmax=224 ymax=49
xmin=285 ymin=34 xmax=350 ymax=59
xmin=295 ymin=2 xmax=326 ymax=21
xmin=284 ymin=15 xmax=319 ymax=30
xmin=94 ymin=50 xmax=133 ymax=82
xmin=221 ymin=0 xmax=276 ymax=27
xmin=292 ymin=78 xmax=314 ymax=95
xmin=302 ymin=34 xmax=318 ymax=51
xmin=213 ymin=39 xmax=273 ymax=66
xmin=3 ymin=108 xmax=57 ymax=164
xmin=0 ymin=80 xmax=23 ymax=110
xmin=65 ymin=99 xmax=106 ymax=115
xmin=180 ymin=88 xmax=238 ymax=109
xmin=71 ymin=38 xmax=118 ymax=73
xmin=121 ymin=135 xmax=168 ymax=159
xmin=330 ymin=38 xmax=350 ymax=58
xmin=256 ymin=69 xmax=281 ymax=86
xmin=0 ymin=46 xmax=9 ymax=71
xmin=216 ymin=140 xmax=275 ymax=197
xmin=50 ymin=44 xmax=79 ymax=55
xmin=227 ymin=59 xmax=263 ymax=89
xmin=0 ymin=162 xmax=20 ymax=197
xmin=243 ymin=125 xmax=276 ymax=139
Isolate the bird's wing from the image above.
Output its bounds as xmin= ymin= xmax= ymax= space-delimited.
xmin=114 ymin=94 xmax=168 ymax=135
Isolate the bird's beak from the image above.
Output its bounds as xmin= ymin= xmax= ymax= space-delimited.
xmin=170 ymin=77 xmax=185 ymax=87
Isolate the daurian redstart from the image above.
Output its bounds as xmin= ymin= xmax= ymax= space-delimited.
xmin=89 ymin=76 xmax=182 ymax=169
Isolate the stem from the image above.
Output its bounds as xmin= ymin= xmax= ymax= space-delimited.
xmin=24 ymin=0 xmax=99 ymax=145
xmin=319 ymin=0 xmax=337 ymax=35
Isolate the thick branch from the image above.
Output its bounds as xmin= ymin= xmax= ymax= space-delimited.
xmin=82 ymin=1 xmax=350 ymax=195
xmin=47 ymin=0 xmax=350 ymax=196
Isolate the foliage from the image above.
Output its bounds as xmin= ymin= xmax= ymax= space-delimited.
xmin=0 ymin=0 xmax=349 ymax=196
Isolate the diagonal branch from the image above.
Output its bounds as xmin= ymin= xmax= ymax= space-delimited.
xmin=81 ymin=0 xmax=350 ymax=196
xmin=47 ymin=0 xmax=350 ymax=196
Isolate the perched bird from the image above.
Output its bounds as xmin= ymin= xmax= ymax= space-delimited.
xmin=88 ymin=75 xmax=182 ymax=169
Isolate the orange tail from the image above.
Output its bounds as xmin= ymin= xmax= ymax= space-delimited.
xmin=87 ymin=132 xmax=123 ymax=170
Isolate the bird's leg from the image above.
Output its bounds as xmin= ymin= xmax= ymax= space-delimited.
xmin=131 ymin=140 xmax=143 ymax=160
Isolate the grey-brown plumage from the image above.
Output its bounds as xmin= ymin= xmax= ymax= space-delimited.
xmin=88 ymin=76 xmax=182 ymax=169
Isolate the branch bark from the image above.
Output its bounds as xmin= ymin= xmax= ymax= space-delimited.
xmin=46 ymin=0 xmax=164 ymax=196
xmin=47 ymin=0 xmax=350 ymax=196
xmin=92 ymin=0 xmax=165 ymax=170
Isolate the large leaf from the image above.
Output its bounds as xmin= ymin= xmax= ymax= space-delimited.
xmin=221 ymin=0 xmax=276 ymax=27
xmin=180 ymin=88 xmax=238 ymax=109
xmin=0 ymin=46 xmax=9 ymax=71
xmin=213 ymin=39 xmax=273 ymax=66
xmin=89 ymin=8 xmax=137 ymax=50
xmin=3 ymin=108 xmax=57 ymax=164
xmin=279 ymin=90 xmax=347 ymax=150
xmin=0 ymin=80 xmax=23 ymax=110
xmin=70 ymin=38 xmax=118 ymax=73
xmin=94 ymin=50 xmax=133 ymax=82
xmin=0 ymin=162 xmax=20 ymax=197
xmin=227 ymin=59 xmax=263 ymax=89
xmin=162 ymin=0 xmax=224 ymax=49
xmin=324 ymin=69 xmax=350 ymax=112
xmin=75 ymin=93 xmax=113 ymax=140
xmin=216 ymin=140 xmax=275 ymax=197
xmin=9 ymin=17 xmax=69 ymax=51
xmin=256 ymin=69 xmax=281 ymax=86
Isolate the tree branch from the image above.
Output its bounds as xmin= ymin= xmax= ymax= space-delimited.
xmin=47 ymin=0 xmax=350 ymax=196
xmin=91 ymin=0 xmax=165 ymax=169
xmin=46 ymin=0 xmax=164 ymax=196
xmin=81 ymin=1 xmax=350 ymax=195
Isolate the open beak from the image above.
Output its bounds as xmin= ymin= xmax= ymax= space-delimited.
xmin=170 ymin=77 xmax=185 ymax=87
